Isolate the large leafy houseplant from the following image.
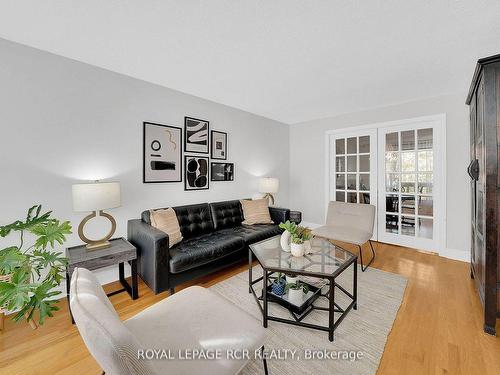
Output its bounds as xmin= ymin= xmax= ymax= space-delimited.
xmin=0 ymin=205 xmax=71 ymax=325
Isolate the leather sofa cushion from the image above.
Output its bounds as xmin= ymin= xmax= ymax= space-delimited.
xmin=173 ymin=203 xmax=214 ymax=240
xmin=218 ymin=224 xmax=281 ymax=245
xmin=169 ymin=232 xmax=245 ymax=274
xmin=210 ymin=200 xmax=244 ymax=230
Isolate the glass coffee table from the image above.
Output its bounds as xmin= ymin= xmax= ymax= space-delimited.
xmin=248 ymin=236 xmax=357 ymax=342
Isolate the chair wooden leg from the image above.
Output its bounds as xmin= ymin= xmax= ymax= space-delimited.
xmin=0 ymin=312 xmax=4 ymax=331
xmin=25 ymin=313 xmax=38 ymax=330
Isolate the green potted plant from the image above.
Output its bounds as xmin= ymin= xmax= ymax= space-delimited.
xmin=270 ymin=272 xmax=286 ymax=296
xmin=278 ymin=220 xmax=297 ymax=252
xmin=290 ymin=233 xmax=305 ymax=257
xmin=285 ymin=280 xmax=309 ymax=305
xmin=296 ymin=226 xmax=313 ymax=254
xmin=0 ymin=205 xmax=71 ymax=328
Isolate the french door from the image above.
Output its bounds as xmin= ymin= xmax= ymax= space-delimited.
xmin=328 ymin=115 xmax=445 ymax=252
xmin=329 ymin=129 xmax=378 ymax=240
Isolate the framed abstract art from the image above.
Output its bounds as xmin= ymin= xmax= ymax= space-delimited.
xmin=185 ymin=156 xmax=209 ymax=190
xmin=143 ymin=122 xmax=182 ymax=183
xmin=211 ymin=162 xmax=234 ymax=181
xmin=184 ymin=116 xmax=209 ymax=154
xmin=211 ymin=130 xmax=227 ymax=160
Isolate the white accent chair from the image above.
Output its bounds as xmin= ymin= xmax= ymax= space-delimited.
xmin=312 ymin=201 xmax=376 ymax=272
xmin=70 ymin=267 xmax=267 ymax=375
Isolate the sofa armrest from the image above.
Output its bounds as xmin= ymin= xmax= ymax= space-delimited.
xmin=127 ymin=219 xmax=170 ymax=294
xmin=269 ymin=207 xmax=291 ymax=225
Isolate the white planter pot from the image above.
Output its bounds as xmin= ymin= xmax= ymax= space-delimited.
xmin=290 ymin=243 xmax=305 ymax=257
xmin=285 ymin=275 xmax=298 ymax=284
xmin=287 ymin=288 xmax=305 ymax=306
xmin=280 ymin=230 xmax=291 ymax=252
xmin=304 ymin=240 xmax=312 ymax=254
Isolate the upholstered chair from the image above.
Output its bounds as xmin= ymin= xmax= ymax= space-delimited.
xmin=313 ymin=201 xmax=376 ymax=271
xmin=70 ymin=267 xmax=267 ymax=375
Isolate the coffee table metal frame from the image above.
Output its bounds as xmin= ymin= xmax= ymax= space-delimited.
xmin=248 ymin=237 xmax=358 ymax=342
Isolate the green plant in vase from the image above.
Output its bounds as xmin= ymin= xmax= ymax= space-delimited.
xmin=285 ymin=280 xmax=310 ymax=305
xmin=278 ymin=220 xmax=297 ymax=252
xmin=0 ymin=205 xmax=71 ymax=326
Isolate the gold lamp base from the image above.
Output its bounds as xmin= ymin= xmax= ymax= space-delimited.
xmin=78 ymin=210 xmax=117 ymax=250
xmin=263 ymin=193 xmax=275 ymax=206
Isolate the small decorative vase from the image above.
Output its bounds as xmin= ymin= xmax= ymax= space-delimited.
xmin=285 ymin=274 xmax=298 ymax=284
xmin=280 ymin=230 xmax=291 ymax=252
xmin=271 ymin=278 xmax=286 ymax=296
xmin=290 ymin=243 xmax=305 ymax=257
xmin=287 ymin=288 xmax=305 ymax=306
xmin=304 ymin=240 xmax=312 ymax=254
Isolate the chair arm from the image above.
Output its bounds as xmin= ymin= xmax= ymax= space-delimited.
xmin=127 ymin=219 xmax=170 ymax=294
xmin=269 ymin=207 xmax=291 ymax=225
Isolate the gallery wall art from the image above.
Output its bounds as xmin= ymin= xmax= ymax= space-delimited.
xmin=184 ymin=116 xmax=209 ymax=154
xmin=185 ymin=156 xmax=209 ymax=190
xmin=211 ymin=162 xmax=234 ymax=181
xmin=143 ymin=122 xmax=182 ymax=183
xmin=211 ymin=130 xmax=227 ymax=160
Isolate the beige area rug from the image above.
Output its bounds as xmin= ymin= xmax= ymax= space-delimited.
xmin=210 ymin=265 xmax=407 ymax=375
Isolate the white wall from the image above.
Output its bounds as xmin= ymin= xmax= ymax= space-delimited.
xmin=0 ymin=38 xmax=290 ymax=285
xmin=289 ymin=93 xmax=470 ymax=261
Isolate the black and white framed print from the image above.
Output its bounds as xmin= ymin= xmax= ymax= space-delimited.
xmin=184 ymin=116 xmax=209 ymax=154
xmin=143 ymin=122 xmax=182 ymax=183
xmin=211 ymin=162 xmax=234 ymax=181
xmin=185 ymin=156 xmax=209 ymax=190
xmin=211 ymin=130 xmax=227 ymax=160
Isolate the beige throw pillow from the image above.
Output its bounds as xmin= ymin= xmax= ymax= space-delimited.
xmin=240 ymin=198 xmax=273 ymax=225
xmin=149 ymin=208 xmax=183 ymax=248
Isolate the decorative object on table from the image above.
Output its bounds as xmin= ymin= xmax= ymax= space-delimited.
xmin=0 ymin=205 xmax=71 ymax=329
xmin=285 ymin=273 xmax=298 ymax=285
xmin=240 ymin=198 xmax=273 ymax=225
xmin=285 ymin=280 xmax=310 ymax=306
xmin=296 ymin=226 xmax=313 ymax=254
xmin=72 ymin=181 xmax=121 ymax=250
xmin=258 ymin=177 xmax=279 ymax=206
xmin=290 ymin=234 xmax=305 ymax=257
xmin=184 ymin=156 xmax=209 ymax=190
xmin=184 ymin=116 xmax=209 ymax=154
xmin=143 ymin=122 xmax=182 ymax=183
xmin=65 ymin=238 xmax=138 ymax=323
xmin=210 ymin=130 xmax=227 ymax=160
xmin=278 ymin=220 xmax=297 ymax=252
xmin=289 ymin=210 xmax=302 ymax=225
xmin=270 ymin=273 xmax=286 ymax=296
xmin=210 ymin=162 xmax=234 ymax=181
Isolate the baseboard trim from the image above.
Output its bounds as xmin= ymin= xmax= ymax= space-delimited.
xmin=439 ymin=248 xmax=470 ymax=263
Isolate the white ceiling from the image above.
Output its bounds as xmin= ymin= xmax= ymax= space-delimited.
xmin=1 ymin=1 xmax=499 ymax=124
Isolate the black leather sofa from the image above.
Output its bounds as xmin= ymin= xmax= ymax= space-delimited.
xmin=127 ymin=199 xmax=292 ymax=294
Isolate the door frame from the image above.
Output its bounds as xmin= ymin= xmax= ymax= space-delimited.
xmin=324 ymin=113 xmax=447 ymax=254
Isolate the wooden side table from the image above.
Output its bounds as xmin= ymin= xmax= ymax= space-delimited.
xmin=66 ymin=237 xmax=138 ymax=323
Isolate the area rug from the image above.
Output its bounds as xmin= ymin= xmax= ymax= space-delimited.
xmin=210 ymin=265 xmax=407 ymax=375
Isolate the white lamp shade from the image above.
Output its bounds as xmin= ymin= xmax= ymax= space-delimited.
xmin=259 ymin=177 xmax=279 ymax=194
xmin=72 ymin=182 xmax=121 ymax=212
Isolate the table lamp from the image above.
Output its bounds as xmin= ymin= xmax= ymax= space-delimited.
xmin=72 ymin=181 xmax=121 ymax=250
xmin=259 ymin=177 xmax=279 ymax=206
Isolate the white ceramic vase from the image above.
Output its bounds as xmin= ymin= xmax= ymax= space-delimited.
xmin=285 ymin=274 xmax=298 ymax=284
xmin=287 ymin=288 xmax=305 ymax=306
xmin=280 ymin=230 xmax=291 ymax=252
xmin=290 ymin=242 xmax=305 ymax=257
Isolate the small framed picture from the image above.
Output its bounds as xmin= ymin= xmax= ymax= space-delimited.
xmin=211 ymin=162 xmax=234 ymax=181
xmin=143 ymin=122 xmax=182 ymax=183
xmin=211 ymin=130 xmax=227 ymax=160
xmin=184 ymin=116 xmax=209 ymax=154
xmin=185 ymin=156 xmax=209 ymax=190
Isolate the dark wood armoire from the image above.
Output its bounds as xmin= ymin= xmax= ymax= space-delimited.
xmin=466 ymin=54 xmax=500 ymax=335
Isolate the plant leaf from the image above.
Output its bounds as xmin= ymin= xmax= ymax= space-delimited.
xmin=30 ymin=220 xmax=72 ymax=249
xmin=0 ymin=247 xmax=28 ymax=274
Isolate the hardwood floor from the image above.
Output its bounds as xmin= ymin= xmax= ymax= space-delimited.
xmin=1 ymin=241 xmax=499 ymax=375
